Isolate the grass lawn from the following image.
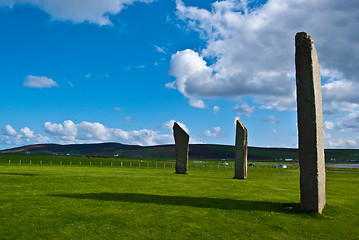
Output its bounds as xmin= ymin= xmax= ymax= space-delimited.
xmin=0 ymin=155 xmax=358 ymax=239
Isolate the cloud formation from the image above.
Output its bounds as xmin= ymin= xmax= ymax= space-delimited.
xmin=169 ymin=0 xmax=359 ymax=111
xmin=1 ymin=124 xmax=50 ymax=146
xmin=233 ymin=104 xmax=254 ymax=116
xmin=44 ymin=120 xmax=173 ymax=146
xmin=203 ymin=126 xmax=222 ymax=138
xmin=0 ymin=0 xmax=153 ymax=25
xmin=23 ymin=75 xmax=58 ymax=88
xmin=160 ymin=120 xmax=189 ymax=133
xmin=213 ymin=106 xmax=220 ymax=114
xmin=326 ymin=136 xmax=359 ymax=149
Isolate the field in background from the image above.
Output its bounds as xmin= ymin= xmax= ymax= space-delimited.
xmin=0 ymin=154 xmax=358 ymax=239
xmin=3 ymin=143 xmax=359 ymax=162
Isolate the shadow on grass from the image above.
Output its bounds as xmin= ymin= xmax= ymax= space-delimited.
xmin=0 ymin=172 xmax=38 ymax=176
xmin=49 ymin=192 xmax=302 ymax=214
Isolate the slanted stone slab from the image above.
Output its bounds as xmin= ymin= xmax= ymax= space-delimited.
xmin=173 ymin=122 xmax=189 ymax=174
xmin=295 ymin=32 xmax=326 ymax=213
xmin=234 ymin=119 xmax=248 ymax=179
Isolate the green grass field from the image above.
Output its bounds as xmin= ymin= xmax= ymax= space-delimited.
xmin=0 ymin=155 xmax=358 ymax=239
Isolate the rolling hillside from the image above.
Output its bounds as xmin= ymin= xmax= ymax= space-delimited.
xmin=1 ymin=142 xmax=359 ymax=162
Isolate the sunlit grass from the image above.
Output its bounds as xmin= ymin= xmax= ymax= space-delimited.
xmin=0 ymin=155 xmax=358 ymax=239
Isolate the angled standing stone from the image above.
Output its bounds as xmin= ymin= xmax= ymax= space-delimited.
xmin=234 ymin=119 xmax=248 ymax=179
xmin=173 ymin=122 xmax=189 ymax=174
xmin=295 ymin=32 xmax=326 ymax=213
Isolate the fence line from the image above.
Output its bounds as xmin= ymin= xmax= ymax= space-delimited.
xmin=5 ymin=159 xmax=236 ymax=170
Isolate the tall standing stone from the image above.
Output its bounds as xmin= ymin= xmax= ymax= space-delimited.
xmin=295 ymin=32 xmax=326 ymax=213
xmin=234 ymin=119 xmax=248 ymax=179
xmin=173 ymin=122 xmax=189 ymax=174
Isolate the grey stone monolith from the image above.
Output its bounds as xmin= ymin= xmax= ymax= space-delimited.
xmin=295 ymin=32 xmax=326 ymax=213
xmin=234 ymin=119 xmax=248 ymax=179
xmin=173 ymin=122 xmax=189 ymax=174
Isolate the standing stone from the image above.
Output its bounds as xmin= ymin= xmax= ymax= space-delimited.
xmin=295 ymin=32 xmax=326 ymax=213
xmin=173 ymin=122 xmax=189 ymax=174
xmin=234 ymin=119 xmax=248 ymax=179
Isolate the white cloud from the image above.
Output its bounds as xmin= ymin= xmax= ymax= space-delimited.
xmin=1 ymin=125 xmax=51 ymax=146
xmin=20 ymin=127 xmax=34 ymax=138
xmin=171 ymin=0 xmax=359 ymax=111
xmin=77 ymin=121 xmax=112 ymax=141
xmin=203 ymin=126 xmax=222 ymax=137
xmin=324 ymin=121 xmax=335 ymax=130
xmin=44 ymin=120 xmax=78 ymax=138
xmin=44 ymin=120 xmax=173 ymax=146
xmin=339 ymin=111 xmax=359 ymax=132
xmin=4 ymin=125 xmax=17 ymax=136
xmin=213 ymin=106 xmax=220 ymax=114
xmin=114 ymin=107 xmax=121 ymax=111
xmin=165 ymin=81 xmax=176 ymax=89
xmin=23 ymin=75 xmax=58 ymax=88
xmin=322 ymin=79 xmax=359 ymax=112
xmin=160 ymin=120 xmax=189 ymax=133
xmin=323 ymin=111 xmax=359 ymax=133
xmin=85 ymin=73 xmax=91 ymax=78
xmin=189 ymin=98 xmax=206 ymax=108
xmin=155 ymin=45 xmax=166 ymax=54
xmin=326 ymin=137 xmax=359 ymax=149
xmin=0 ymin=0 xmax=154 ymax=26
xmin=272 ymin=128 xmax=278 ymax=134
xmin=233 ymin=104 xmax=254 ymax=116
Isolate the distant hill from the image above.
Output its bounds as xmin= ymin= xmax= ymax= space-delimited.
xmin=1 ymin=142 xmax=359 ymax=162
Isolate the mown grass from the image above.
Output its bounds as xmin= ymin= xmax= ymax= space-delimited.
xmin=0 ymin=155 xmax=358 ymax=239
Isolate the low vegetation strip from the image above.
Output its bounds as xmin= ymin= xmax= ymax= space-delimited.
xmin=0 ymin=156 xmax=358 ymax=239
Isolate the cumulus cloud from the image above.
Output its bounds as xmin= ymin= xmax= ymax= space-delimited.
xmin=233 ymin=104 xmax=254 ymax=116
xmin=324 ymin=121 xmax=336 ymax=131
xmin=189 ymin=98 xmax=206 ymax=108
xmin=20 ymin=127 xmax=34 ymax=138
xmin=160 ymin=120 xmax=189 ymax=133
xmin=203 ymin=126 xmax=222 ymax=138
xmin=168 ymin=49 xmax=209 ymax=108
xmin=169 ymin=0 xmax=359 ymax=111
xmin=4 ymin=125 xmax=17 ymax=136
xmin=1 ymin=125 xmax=50 ymax=146
xmin=0 ymin=0 xmax=154 ymax=26
xmin=23 ymin=75 xmax=58 ymax=88
xmin=44 ymin=120 xmax=173 ymax=146
xmin=44 ymin=120 xmax=78 ymax=140
xmin=326 ymin=137 xmax=359 ymax=149
xmin=322 ymin=80 xmax=359 ymax=112
xmin=339 ymin=111 xmax=359 ymax=132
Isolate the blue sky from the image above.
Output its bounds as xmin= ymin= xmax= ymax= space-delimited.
xmin=0 ymin=0 xmax=358 ymax=149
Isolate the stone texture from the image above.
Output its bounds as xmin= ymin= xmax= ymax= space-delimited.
xmin=234 ymin=119 xmax=248 ymax=179
xmin=173 ymin=122 xmax=189 ymax=174
xmin=295 ymin=32 xmax=326 ymax=213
